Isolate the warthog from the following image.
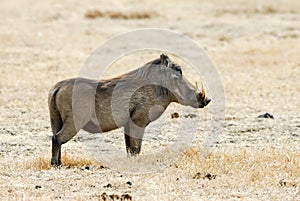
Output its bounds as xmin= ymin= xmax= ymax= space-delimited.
xmin=48 ymin=54 xmax=211 ymax=166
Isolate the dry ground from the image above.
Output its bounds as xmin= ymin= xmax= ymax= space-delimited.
xmin=0 ymin=0 xmax=300 ymax=200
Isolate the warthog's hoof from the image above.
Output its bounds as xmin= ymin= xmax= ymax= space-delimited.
xmin=126 ymin=147 xmax=140 ymax=156
xmin=51 ymin=158 xmax=63 ymax=167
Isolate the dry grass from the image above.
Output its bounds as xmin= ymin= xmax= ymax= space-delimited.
xmin=179 ymin=147 xmax=300 ymax=187
xmin=84 ymin=10 xmax=157 ymax=20
xmin=24 ymin=153 xmax=101 ymax=171
xmin=14 ymin=147 xmax=299 ymax=189
xmin=215 ymin=5 xmax=298 ymax=16
xmin=1 ymin=0 xmax=300 ymax=199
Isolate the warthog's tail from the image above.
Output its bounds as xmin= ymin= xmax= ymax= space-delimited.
xmin=48 ymin=86 xmax=63 ymax=136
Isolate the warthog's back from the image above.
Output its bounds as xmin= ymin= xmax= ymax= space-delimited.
xmin=49 ymin=78 xmax=124 ymax=133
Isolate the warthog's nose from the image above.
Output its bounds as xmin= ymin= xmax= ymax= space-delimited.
xmin=205 ymin=98 xmax=211 ymax=106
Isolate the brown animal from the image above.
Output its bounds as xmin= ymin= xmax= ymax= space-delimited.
xmin=48 ymin=54 xmax=211 ymax=166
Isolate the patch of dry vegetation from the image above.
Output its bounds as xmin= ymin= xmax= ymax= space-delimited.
xmin=84 ymin=10 xmax=158 ymax=20
xmin=215 ymin=5 xmax=298 ymax=16
xmin=24 ymin=153 xmax=101 ymax=171
xmin=179 ymin=147 xmax=300 ymax=187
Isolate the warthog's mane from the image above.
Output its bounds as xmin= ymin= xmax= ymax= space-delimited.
xmin=97 ymin=56 xmax=172 ymax=96
xmin=99 ymin=57 xmax=167 ymax=86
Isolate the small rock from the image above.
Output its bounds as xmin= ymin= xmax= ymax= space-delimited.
xmin=279 ymin=179 xmax=287 ymax=186
xmin=121 ymin=193 xmax=132 ymax=200
xmin=126 ymin=181 xmax=132 ymax=186
xmin=100 ymin=192 xmax=132 ymax=201
xmin=85 ymin=166 xmax=90 ymax=170
xmin=279 ymin=179 xmax=297 ymax=187
xmin=184 ymin=114 xmax=197 ymax=118
xmin=100 ymin=192 xmax=109 ymax=201
xmin=110 ymin=194 xmax=120 ymax=200
xmin=204 ymin=173 xmax=217 ymax=180
xmin=258 ymin=113 xmax=274 ymax=119
xmin=35 ymin=185 xmax=42 ymax=189
xmin=193 ymin=172 xmax=202 ymax=179
xmin=171 ymin=112 xmax=179 ymax=119
xmin=103 ymin=183 xmax=112 ymax=188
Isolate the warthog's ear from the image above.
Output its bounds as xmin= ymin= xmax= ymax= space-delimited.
xmin=160 ymin=54 xmax=170 ymax=67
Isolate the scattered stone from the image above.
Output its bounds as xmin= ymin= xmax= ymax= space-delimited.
xmin=121 ymin=193 xmax=132 ymax=200
xmin=85 ymin=166 xmax=90 ymax=170
xmin=258 ymin=112 xmax=274 ymax=119
xmin=193 ymin=172 xmax=217 ymax=180
xmin=193 ymin=172 xmax=202 ymax=179
xmin=126 ymin=181 xmax=132 ymax=186
xmin=100 ymin=192 xmax=109 ymax=201
xmin=171 ymin=112 xmax=179 ymax=119
xmin=3 ymin=128 xmax=16 ymax=136
xmin=184 ymin=114 xmax=197 ymax=118
xmin=204 ymin=173 xmax=217 ymax=180
xmin=110 ymin=194 xmax=120 ymax=200
xmin=100 ymin=192 xmax=132 ymax=201
xmin=279 ymin=179 xmax=286 ymax=186
xmin=279 ymin=179 xmax=298 ymax=187
xmin=104 ymin=183 xmax=112 ymax=188
xmin=35 ymin=185 xmax=42 ymax=189
xmin=229 ymin=139 xmax=236 ymax=143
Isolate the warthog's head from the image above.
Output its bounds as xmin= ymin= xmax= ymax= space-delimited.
xmin=146 ymin=54 xmax=211 ymax=108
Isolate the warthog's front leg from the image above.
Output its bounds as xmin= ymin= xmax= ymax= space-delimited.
xmin=124 ymin=121 xmax=145 ymax=156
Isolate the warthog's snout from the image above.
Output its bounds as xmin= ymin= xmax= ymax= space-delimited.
xmin=204 ymin=97 xmax=211 ymax=107
xmin=195 ymin=81 xmax=211 ymax=108
xmin=197 ymin=92 xmax=211 ymax=108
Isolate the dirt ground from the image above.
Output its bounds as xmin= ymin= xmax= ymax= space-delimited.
xmin=0 ymin=0 xmax=300 ymax=200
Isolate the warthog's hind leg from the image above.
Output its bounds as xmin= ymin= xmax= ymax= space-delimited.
xmin=51 ymin=135 xmax=62 ymax=166
xmin=51 ymin=119 xmax=77 ymax=166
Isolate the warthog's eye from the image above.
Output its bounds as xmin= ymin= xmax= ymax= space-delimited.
xmin=173 ymin=65 xmax=182 ymax=75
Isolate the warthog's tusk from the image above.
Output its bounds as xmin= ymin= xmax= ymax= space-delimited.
xmin=196 ymin=81 xmax=206 ymax=99
xmin=201 ymin=82 xmax=206 ymax=99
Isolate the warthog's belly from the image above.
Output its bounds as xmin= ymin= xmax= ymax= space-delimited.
xmin=82 ymin=119 xmax=120 ymax=134
xmin=82 ymin=121 xmax=101 ymax=133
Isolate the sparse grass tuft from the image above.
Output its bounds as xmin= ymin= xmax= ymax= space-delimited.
xmin=61 ymin=153 xmax=96 ymax=168
xmin=84 ymin=10 xmax=157 ymax=20
xmin=25 ymin=153 xmax=101 ymax=171
xmin=179 ymin=147 xmax=300 ymax=187
xmin=30 ymin=156 xmax=51 ymax=170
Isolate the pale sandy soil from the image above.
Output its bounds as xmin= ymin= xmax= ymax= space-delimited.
xmin=0 ymin=0 xmax=300 ymax=200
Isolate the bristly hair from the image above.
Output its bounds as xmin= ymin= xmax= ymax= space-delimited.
xmin=133 ymin=57 xmax=164 ymax=78
xmin=158 ymin=85 xmax=170 ymax=97
xmin=150 ymin=58 xmax=162 ymax=65
xmin=99 ymin=55 xmax=169 ymax=88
